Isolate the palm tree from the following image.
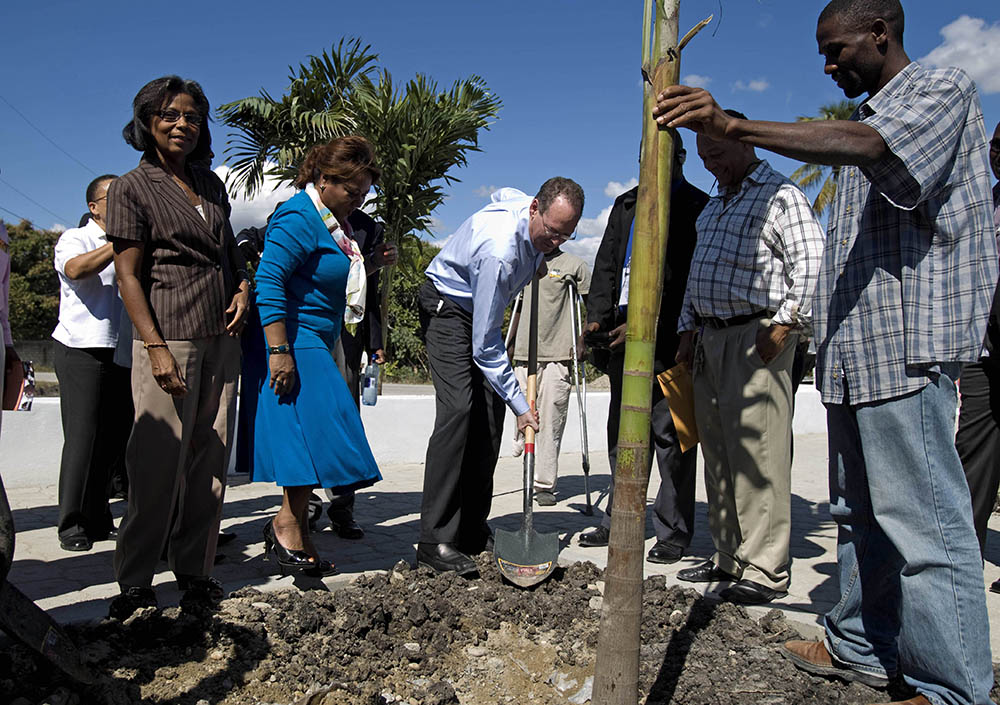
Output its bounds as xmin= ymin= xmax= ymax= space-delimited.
xmin=218 ymin=38 xmax=502 ymax=355
xmin=789 ymin=100 xmax=858 ymax=217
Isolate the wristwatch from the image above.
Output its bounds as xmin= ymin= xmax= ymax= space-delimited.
xmin=268 ymin=343 xmax=291 ymax=355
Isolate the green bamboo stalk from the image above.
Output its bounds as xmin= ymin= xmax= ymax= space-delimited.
xmin=592 ymin=2 xmax=710 ymax=702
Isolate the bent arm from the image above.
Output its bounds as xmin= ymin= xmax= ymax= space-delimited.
xmin=64 ymin=242 xmax=115 ymax=280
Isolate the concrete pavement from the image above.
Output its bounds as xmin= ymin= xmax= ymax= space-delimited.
xmin=5 ymin=407 xmax=1000 ymax=656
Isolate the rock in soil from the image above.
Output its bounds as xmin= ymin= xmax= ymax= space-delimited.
xmin=1 ymin=555 xmax=997 ymax=704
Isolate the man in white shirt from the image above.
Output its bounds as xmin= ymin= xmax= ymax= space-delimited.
xmin=53 ymin=175 xmax=133 ymax=552
xmin=417 ymin=178 xmax=584 ymax=574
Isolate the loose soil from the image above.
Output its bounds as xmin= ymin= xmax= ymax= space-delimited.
xmin=3 ymin=556 xmax=997 ymax=704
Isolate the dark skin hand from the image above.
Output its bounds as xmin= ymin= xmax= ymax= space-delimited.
xmin=263 ymin=321 xmax=296 ymax=395
xmin=675 ymin=330 xmax=694 ymax=367
xmin=114 ymin=242 xmax=188 ymax=396
xmin=580 ymin=321 xmax=627 ymax=360
xmin=652 ymin=85 xmax=886 ymax=168
xmin=755 ymin=323 xmax=795 ymax=364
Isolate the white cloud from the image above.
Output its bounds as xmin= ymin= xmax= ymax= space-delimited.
xmin=50 ymin=223 xmax=67 ymax=233
xmin=920 ymin=16 xmax=1000 ymax=94
xmin=682 ymin=74 xmax=712 ymax=89
xmin=576 ymin=204 xmax=613 ymax=239
xmin=733 ymin=79 xmax=770 ymax=92
xmin=473 ymin=184 xmax=500 ymax=198
xmin=561 ymin=236 xmax=602 ymax=271
xmin=604 ymin=178 xmax=638 ymax=198
xmin=426 ymin=216 xmax=445 ymax=234
xmin=215 ymin=165 xmax=298 ymax=234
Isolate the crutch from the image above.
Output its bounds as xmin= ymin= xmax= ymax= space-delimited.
xmin=504 ymin=291 xmax=523 ymax=351
xmin=567 ymin=279 xmax=593 ymax=515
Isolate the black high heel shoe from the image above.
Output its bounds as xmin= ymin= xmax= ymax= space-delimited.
xmin=262 ymin=520 xmax=335 ymax=577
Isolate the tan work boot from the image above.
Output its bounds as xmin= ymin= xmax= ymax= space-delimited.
xmin=780 ymin=639 xmax=889 ymax=689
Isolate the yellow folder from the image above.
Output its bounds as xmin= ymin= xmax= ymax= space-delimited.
xmin=656 ymin=363 xmax=698 ymax=453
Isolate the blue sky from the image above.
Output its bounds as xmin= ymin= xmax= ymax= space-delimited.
xmin=1 ymin=0 xmax=998 ymax=266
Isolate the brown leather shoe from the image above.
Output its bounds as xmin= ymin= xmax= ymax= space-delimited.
xmin=780 ymin=640 xmax=889 ymax=689
xmin=867 ymin=697 xmax=929 ymax=705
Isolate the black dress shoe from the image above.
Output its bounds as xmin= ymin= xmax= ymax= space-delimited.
xmin=719 ymin=579 xmax=787 ymax=605
xmin=416 ymin=543 xmax=477 ymax=575
xmin=327 ymin=509 xmax=364 ymax=540
xmin=990 ymin=577 xmax=1000 ymax=595
xmin=676 ymin=560 xmax=737 ymax=583
xmin=60 ymin=534 xmax=93 ymax=552
xmin=217 ymin=531 xmax=237 ymax=546
xmin=578 ymin=526 xmax=610 ymax=547
xmin=108 ymin=586 xmax=157 ymax=620
xmin=460 ymin=528 xmax=495 ymax=555
xmin=646 ymin=540 xmax=684 ymax=564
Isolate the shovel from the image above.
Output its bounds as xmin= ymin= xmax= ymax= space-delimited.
xmin=0 ymin=475 xmax=93 ymax=684
xmin=567 ymin=279 xmax=593 ymax=515
xmin=494 ymin=274 xmax=559 ymax=587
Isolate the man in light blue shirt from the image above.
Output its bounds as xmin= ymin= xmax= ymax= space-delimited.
xmin=417 ymin=177 xmax=584 ymax=574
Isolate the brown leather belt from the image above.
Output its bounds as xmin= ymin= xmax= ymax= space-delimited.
xmin=698 ymin=311 xmax=769 ymax=329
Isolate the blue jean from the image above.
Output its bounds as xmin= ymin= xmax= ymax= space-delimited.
xmin=824 ymin=365 xmax=995 ymax=705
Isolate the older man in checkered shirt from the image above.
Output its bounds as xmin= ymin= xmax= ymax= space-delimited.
xmin=655 ymin=1 xmax=997 ymax=703
xmin=672 ymin=110 xmax=825 ymax=607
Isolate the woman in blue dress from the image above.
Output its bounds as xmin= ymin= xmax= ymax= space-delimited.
xmin=250 ymin=136 xmax=383 ymax=575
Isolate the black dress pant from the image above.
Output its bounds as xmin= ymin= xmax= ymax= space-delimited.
xmin=418 ymin=281 xmax=505 ymax=548
xmin=55 ymin=342 xmax=133 ymax=540
xmin=601 ymin=351 xmax=696 ymax=547
xmin=956 ymin=359 xmax=1000 ymax=554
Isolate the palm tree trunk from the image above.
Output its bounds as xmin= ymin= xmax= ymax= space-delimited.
xmin=592 ymin=1 xmax=681 ymax=702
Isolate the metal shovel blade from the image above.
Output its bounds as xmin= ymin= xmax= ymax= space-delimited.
xmin=494 ymin=526 xmax=559 ymax=588
xmin=494 ymin=273 xmax=559 ymax=587
xmin=0 ymin=580 xmax=94 ymax=684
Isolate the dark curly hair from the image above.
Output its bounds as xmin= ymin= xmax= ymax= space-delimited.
xmin=122 ymin=75 xmax=213 ymax=162
xmin=294 ymin=136 xmax=381 ymax=190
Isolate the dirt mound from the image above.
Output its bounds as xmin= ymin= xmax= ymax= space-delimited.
xmin=2 ymin=556 xmax=996 ymax=704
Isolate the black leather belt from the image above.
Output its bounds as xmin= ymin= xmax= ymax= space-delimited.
xmin=699 ymin=311 xmax=769 ymax=329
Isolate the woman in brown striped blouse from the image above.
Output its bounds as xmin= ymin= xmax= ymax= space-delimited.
xmin=105 ymin=75 xmax=250 ymax=620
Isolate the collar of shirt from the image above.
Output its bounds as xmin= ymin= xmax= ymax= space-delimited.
xmin=856 ymin=61 xmax=919 ymax=122
xmin=718 ymin=160 xmax=769 ymax=206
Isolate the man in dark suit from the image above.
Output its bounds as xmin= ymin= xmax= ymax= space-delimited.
xmin=956 ymin=119 xmax=1000 ymax=588
xmin=579 ymin=131 xmax=709 ymax=564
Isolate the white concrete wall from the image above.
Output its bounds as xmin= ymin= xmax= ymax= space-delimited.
xmin=0 ymin=386 xmax=826 ymax=489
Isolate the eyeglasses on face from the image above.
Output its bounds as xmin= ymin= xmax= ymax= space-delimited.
xmin=156 ymin=109 xmax=204 ymax=126
xmin=540 ymin=214 xmax=575 ymax=242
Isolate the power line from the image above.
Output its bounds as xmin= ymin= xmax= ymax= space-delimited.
xmin=0 ymin=204 xmax=31 ymax=222
xmin=0 ymin=177 xmax=70 ymax=224
xmin=0 ymin=93 xmax=98 ymax=176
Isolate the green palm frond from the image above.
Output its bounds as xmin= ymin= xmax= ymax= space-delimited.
xmin=218 ymin=37 xmax=503 ymax=359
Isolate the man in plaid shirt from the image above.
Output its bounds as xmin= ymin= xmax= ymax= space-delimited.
xmin=655 ymin=1 xmax=997 ymax=703
xmin=673 ymin=113 xmax=825 ymax=607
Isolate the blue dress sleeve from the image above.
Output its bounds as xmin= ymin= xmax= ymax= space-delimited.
xmin=255 ymin=210 xmax=315 ymax=327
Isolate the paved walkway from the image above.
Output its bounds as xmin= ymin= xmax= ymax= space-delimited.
xmin=6 ymin=431 xmax=1000 ymax=655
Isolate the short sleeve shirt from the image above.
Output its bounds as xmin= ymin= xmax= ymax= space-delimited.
xmin=814 ymin=63 xmax=998 ymax=405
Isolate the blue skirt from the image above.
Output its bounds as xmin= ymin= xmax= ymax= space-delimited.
xmin=247 ymin=338 xmax=381 ymax=491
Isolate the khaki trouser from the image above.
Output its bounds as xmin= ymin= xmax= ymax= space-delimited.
xmin=114 ymin=336 xmax=239 ymax=588
xmin=693 ymin=319 xmax=796 ymax=591
xmin=513 ymin=360 xmax=572 ymax=491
